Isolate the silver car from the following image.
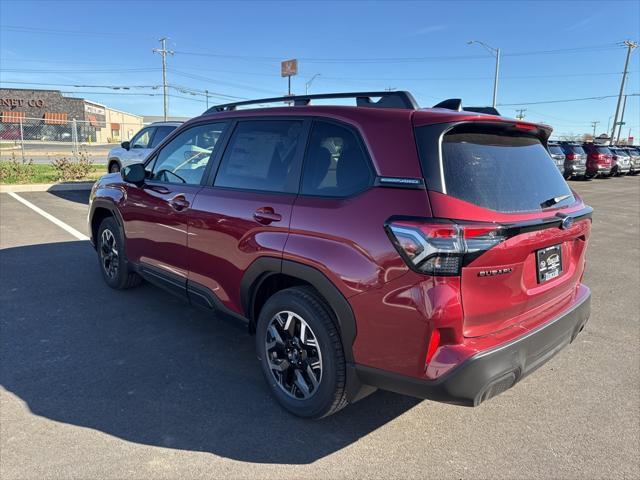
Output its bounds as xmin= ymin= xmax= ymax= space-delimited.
xmin=107 ymin=121 xmax=182 ymax=173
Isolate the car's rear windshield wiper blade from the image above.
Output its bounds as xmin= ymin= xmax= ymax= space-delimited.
xmin=540 ymin=194 xmax=572 ymax=209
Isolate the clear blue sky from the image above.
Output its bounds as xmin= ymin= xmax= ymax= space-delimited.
xmin=1 ymin=0 xmax=639 ymax=140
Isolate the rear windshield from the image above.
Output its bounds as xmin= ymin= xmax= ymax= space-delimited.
xmin=548 ymin=145 xmax=563 ymax=155
xmin=564 ymin=145 xmax=586 ymax=155
xmin=613 ymin=149 xmax=629 ymax=156
xmin=596 ymin=147 xmax=611 ymax=154
xmin=435 ymin=129 xmax=574 ymax=213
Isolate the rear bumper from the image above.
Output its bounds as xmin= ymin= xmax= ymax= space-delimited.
xmin=354 ymin=288 xmax=591 ymax=406
xmin=566 ymin=163 xmax=587 ymax=175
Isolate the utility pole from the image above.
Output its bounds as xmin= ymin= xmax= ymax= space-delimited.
xmin=153 ymin=37 xmax=174 ymax=121
xmin=515 ymin=108 xmax=526 ymax=120
xmin=205 ymin=89 xmax=209 ymax=110
xmin=609 ymin=40 xmax=637 ymax=144
xmin=590 ymin=121 xmax=600 ymax=138
xmin=616 ymin=94 xmax=628 ymax=143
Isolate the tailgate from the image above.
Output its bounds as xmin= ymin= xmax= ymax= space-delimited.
xmin=415 ymin=120 xmax=592 ymax=338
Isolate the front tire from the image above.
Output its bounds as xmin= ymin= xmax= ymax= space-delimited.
xmin=109 ymin=161 xmax=121 ymax=173
xmin=97 ymin=217 xmax=141 ymax=290
xmin=256 ymin=287 xmax=348 ymax=418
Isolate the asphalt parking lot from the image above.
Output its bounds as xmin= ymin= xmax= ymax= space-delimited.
xmin=1 ymin=177 xmax=639 ymax=479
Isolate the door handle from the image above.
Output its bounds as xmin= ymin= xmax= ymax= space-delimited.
xmin=169 ymin=195 xmax=190 ymax=211
xmin=253 ymin=207 xmax=282 ymax=225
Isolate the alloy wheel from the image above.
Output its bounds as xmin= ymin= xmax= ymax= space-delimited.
xmin=100 ymin=228 xmax=119 ymax=279
xmin=265 ymin=310 xmax=323 ymax=400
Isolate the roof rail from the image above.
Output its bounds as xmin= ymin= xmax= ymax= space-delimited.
xmin=431 ymin=99 xmax=501 ymax=116
xmin=205 ymin=91 xmax=419 ymax=113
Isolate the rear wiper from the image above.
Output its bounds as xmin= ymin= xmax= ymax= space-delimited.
xmin=540 ymin=194 xmax=572 ymax=209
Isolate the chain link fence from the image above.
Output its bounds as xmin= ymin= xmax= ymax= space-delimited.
xmin=0 ymin=117 xmax=144 ymax=165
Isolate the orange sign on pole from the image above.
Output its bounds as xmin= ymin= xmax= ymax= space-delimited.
xmin=281 ymin=59 xmax=298 ymax=77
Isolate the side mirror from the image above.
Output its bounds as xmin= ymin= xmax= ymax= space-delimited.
xmin=121 ymin=163 xmax=145 ymax=186
xmin=121 ymin=141 xmax=130 ymax=150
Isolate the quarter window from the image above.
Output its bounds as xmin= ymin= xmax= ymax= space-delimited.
xmin=149 ymin=123 xmax=227 ymax=185
xmin=214 ymin=120 xmax=303 ymax=193
xmin=301 ymin=120 xmax=373 ymax=197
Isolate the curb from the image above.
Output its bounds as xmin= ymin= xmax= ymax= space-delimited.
xmin=0 ymin=182 xmax=95 ymax=193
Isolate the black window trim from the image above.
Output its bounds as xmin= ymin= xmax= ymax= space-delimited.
xmin=142 ymin=120 xmax=232 ymax=187
xmin=296 ymin=116 xmax=377 ymax=200
xmin=204 ymin=116 xmax=312 ymax=195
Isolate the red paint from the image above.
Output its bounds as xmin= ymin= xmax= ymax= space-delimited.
xmin=89 ymin=101 xmax=592 ymax=398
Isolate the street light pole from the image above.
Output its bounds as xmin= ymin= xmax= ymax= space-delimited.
xmin=492 ymin=48 xmax=500 ymax=108
xmin=609 ymin=40 xmax=637 ymax=144
xmin=153 ymin=37 xmax=174 ymax=121
xmin=305 ymin=74 xmax=321 ymax=95
xmin=467 ymin=40 xmax=500 ymax=108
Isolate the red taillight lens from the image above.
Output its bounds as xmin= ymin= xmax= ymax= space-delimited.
xmin=565 ymin=153 xmax=576 ymax=161
xmin=425 ymin=328 xmax=441 ymax=365
xmin=386 ymin=220 xmax=505 ymax=276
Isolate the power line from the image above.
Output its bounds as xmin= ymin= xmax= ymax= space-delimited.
xmin=1 ymin=80 xmax=244 ymax=101
xmin=60 ymin=91 xmax=208 ymax=103
xmin=172 ymin=42 xmax=623 ymax=64
xmin=169 ymin=69 xmax=281 ymax=95
xmin=0 ymin=67 xmax=160 ymax=74
xmin=0 ymin=80 xmax=161 ymax=89
xmin=498 ymin=93 xmax=639 ymax=106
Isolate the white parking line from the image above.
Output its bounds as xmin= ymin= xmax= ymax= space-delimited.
xmin=7 ymin=192 xmax=90 ymax=241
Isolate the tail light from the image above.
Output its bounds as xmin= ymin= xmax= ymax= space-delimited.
xmin=565 ymin=153 xmax=576 ymax=161
xmin=386 ymin=219 xmax=506 ymax=276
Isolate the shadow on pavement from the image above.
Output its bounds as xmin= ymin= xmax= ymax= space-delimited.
xmin=0 ymin=241 xmax=419 ymax=464
xmin=47 ymin=189 xmax=91 ymax=205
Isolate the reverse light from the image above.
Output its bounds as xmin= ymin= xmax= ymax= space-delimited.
xmin=386 ymin=220 xmax=506 ymax=276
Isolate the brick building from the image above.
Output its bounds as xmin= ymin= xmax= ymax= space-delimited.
xmin=0 ymin=88 xmax=143 ymax=143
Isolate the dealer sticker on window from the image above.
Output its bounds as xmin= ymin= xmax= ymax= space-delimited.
xmin=536 ymin=244 xmax=563 ymax=284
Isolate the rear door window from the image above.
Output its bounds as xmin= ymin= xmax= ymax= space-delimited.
xmin=131 ymin=127 xmax=155 ymax=149
xmin=150 ymin=125 xmax=177 ymax=148
xmin=214 ymin=120 xmax=304 ymax=193
xmin=548 ymin=145 xmax=563 ymax=155
xmin=301 ymin=120 xmax=373 ymax=197
xmin=429 ymin=126 xmax=574 ymax=212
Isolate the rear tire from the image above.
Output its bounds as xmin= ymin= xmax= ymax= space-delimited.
xmin=97 ymin=217 xmax=141 ymax=290
xmin=256 ymin=286 xmax=348 ymax=418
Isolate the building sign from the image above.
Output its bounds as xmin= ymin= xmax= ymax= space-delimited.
xmin=281 ymin=59 xmax=298 ymax=77
xmin=0 ymin=98 xmax=45 ymax=108
xmin=84 ymin=103 xmax=106 ymax=116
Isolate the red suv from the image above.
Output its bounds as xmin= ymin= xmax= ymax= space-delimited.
xmin=581 ymin=143 xmax=613 ymax=177
xmin=89 ymin=91 xmax=592 ymax=418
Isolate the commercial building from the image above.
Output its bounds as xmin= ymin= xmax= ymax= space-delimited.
xmin=0 ymin=88 xmax=144 ymax=143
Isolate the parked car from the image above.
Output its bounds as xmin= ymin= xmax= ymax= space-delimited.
xmin=547 ymin=141 xmax=566 ymax=177
xmin=0 ymin=126 xmax=21 ymax=140
xmin=581 ymin=143 xmax=613 ymax=178
xmin=106 ymin=121 xmax=182 ymax=173
xmin=558 ymin=142 xmax=588 ymax=178
xmin=89 ymin=91 xmax=592 ymax=418
xmin=623 ymin=146 xmax=640 ymax=174
xmin=609 ymin=147 xmax=631 ymax=176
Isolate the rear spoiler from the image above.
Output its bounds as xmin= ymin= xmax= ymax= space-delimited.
xmin=432 ymin=99 xmax=501 ymax=116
